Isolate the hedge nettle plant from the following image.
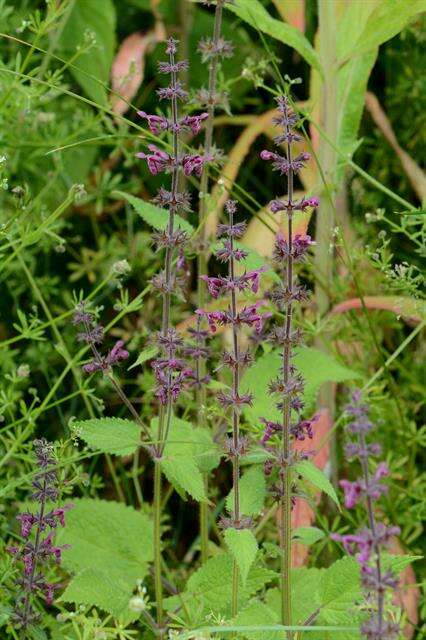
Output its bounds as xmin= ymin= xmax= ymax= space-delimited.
xmin=198 ymin=198 xmax=268 ymax=617
xmin=7 ymin=23 xmax=409 ymax=640
xmin=260 ymin=94 xmax=318 ymax=631
xmin=333 ymin=391 xmax=401 ymax=640
xmin=196 ymin=0 xmax=234 ymax=563
xmin=8 ymin=439 xmax=72 ymax=629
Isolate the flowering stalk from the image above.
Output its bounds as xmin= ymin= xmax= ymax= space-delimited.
xmin=196 ymin=0 xmax=234 ymax=563
xmin=198 ymin=199 xmax=268 ymax=619
xmin=8 ymin=439 xmax=72 ymax=629
xmin=260 ymin=95 xmax=318 ymax=635
xmin=137 ymin=37 xmax=209 ymax=637
xmin=333 ymin=391 xmax=400 ymax=640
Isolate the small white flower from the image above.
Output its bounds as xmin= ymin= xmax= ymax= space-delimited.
xmin=17 ymin=364 xmax=30 ymax=378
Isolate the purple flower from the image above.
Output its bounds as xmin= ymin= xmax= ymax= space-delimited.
xmin=260 ymin=149 xmax=311 ymax=175
xmin=181 ymin=113 xmax=209 ymax=135
xmin=334 ymin=391 xmax=400 ymax=639
xmin=181 ymin=153 xmax=208 ymax=177
xmin=137 ymin=111 xmax=169 ymax=135
xmin=136 ymin=144 xmax=172 ymax=176
xmin=8 ymin=439 xmax=72 ymax=628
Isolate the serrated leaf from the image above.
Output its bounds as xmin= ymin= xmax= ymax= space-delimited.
xmin=59 ymin=0 xmax=116 ymax=105
xmin=226 ymin=465 xmax=266 ymax=516
xmin=319 ymin=557 xmax=362 ymax=624
xmin=224 ymin=528 xmax=258 ymax=585
xmin=57 ymin=499 xmax=153 ymax=617
xmin=60 ymin=568 xmax=132 ymax=618
xmin=128 ymin=345 xmax=158 ymax=370
xmin=152 ymin=416 xmax=219 ymax=501
xmin=266 ymin=567 xmax=323 ymax=625
xmin=383 ymin=553 xmax=422 ymax=574
xmin=295 ymin=460 xmax=339 ymax=507
xmin=241 ymin=347 xmax=360 ymax=425
xmin=232 ymin=601 xmax=280 ymax=640
xmin=292 ymin=526 xmax=325 ymax=546
xmin=226 ymin=0 xmax=322 ymax=75
xmin=73 ymin=417 xmax=141 ymax=456
xmin=164 ymin=554 xmax=276 ymax=619
xmin=116 ymin=191 xmax=194 ymax=234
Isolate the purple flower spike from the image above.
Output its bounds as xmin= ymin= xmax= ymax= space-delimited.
xmin=333 ymin=391 xmax=400 ymax=639
xmin=8 ymin=439 xmax=72 ymax=629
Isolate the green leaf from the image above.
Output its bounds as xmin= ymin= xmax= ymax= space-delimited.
xmin=232 ymin=601 xmax=280 ymax=640
xmin=224 ymin=528 xmax=258 ymax=584
xmin=116 ymin=191 xmax=194 ymax=234
xmin=242 ymin=347 xmax=360 ymax=424
xmin=128 ymin=345 xmax=158 ymax=370
xmin=292 ymin=526 xmax=325 ymax=546
xmin=226 ymin=0 xmax=322 ymax=76
xmin=57 ymin=499 xmax=153 ymax=617
xmin=295 ymin=460 xmax=339 ymax=507
xmin=151 ymin=416 xmax=220 ymax=501
xmin=315 ymin=557 xmax=363 ymax=639
xmin=383 ymin=553 xmax=422 ymax=574
xmin=164 ymin=554 xmax=276 ymax=618
xmin=226 ymin=465 xmax=266 ymax=516
xmin=58 ymin=0 xmax=116 ymax=105
xmin=72 ymin=417 xmax=141 ymax=456
xmin=266 ymin=567 xmax=323 ymax=625
xmin=338 ymin=0 xmax=426 ymax=62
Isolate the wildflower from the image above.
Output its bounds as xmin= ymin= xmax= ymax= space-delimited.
xmin=8 ymin=439 xmax=72 ymax=628
xmin=332 ymin=391 xmax=400 ymax=640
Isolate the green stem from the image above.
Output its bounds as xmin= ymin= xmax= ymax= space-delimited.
xmin=153 ymin=461 xmax=164 ymax=638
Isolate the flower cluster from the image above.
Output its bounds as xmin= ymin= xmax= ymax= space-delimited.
xmin=8 ymin=439 xmax=72 ymax=628
xmin=72 ymin=302 xmax=129 ymax=375
xmin=183 ymin=316 xmax=211 ymax=390
xmin=198 ymin=200 xmax=267 ymax=529
xmin=151 ymin=329 xmax=193 ymax=406
xmin=259 ymin=94 xmax=318 ymax=494
xmin=332 ymin=391 xmax=400 ymax=640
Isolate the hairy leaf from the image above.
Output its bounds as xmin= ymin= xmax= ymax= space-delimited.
xmin=116 ymin=191 xmax=194 ymax=234
xmin=224 ymin=528 xmax=258 ymax=584
xmin=73 ymin=417 xmax=141 ymax=456
xmin=295 ymin=460 xmax=339 ymax=507
xmin=232 ymin=601 xmax=280 ymax=640
xmin=57 ymin=499 xmax=153 ymax=617
xmin=165 ymin=554 xmax=276 ymax=618
xmin=151 ymin=416 xmax=220 ymax=501
xmin=292 ymin=526 xmax=325 ymax=546
xmin=226 ymin=465 xmax=266 ymax=516
xmin=242 ymin=347 xmax=360 ymax=424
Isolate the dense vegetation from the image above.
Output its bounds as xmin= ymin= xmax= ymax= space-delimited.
xmin=0 ymin=1 xmax=424 ymax=639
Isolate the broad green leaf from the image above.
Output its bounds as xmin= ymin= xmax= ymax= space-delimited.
xmin=338 ymin=0 xmax=426 ymax=62
xmin=57 ymin=499 xmax=153 ymax=617
xmin=224 ymin=528 xmax=258 ymax=584
xmin=242 ymin=347 xmax=360 ymax=424
xmin=151 ymin=416 xmax=220 ymax=501
xmin=226 ymin=465 xmax=266 ymax=516
xmin=226 ymin=0 xmax=322 ymax=75
xmin=266 ymin=567 xmax=323 ymax=625
xmin=292 ymin=526 xmax=325 ymax=546
xmin=164 ymin=553 xmax=276 ymax=618
xmin=73 ymin=417 xmax=141 ymax=456
xmin=59 ymin=0 xmax=116 ymax=105
xmin=314 ymin=557 xmax=363 ymax=639
xmin=232 ymin=601 xmax=280 ymax=640
xmin=128 ymin=345 xmax=158 ymax=370
xmin=295 ymin=460 xmax=339 ymax=507
xmin=116 ymin=191 xmax=194 ymax=234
